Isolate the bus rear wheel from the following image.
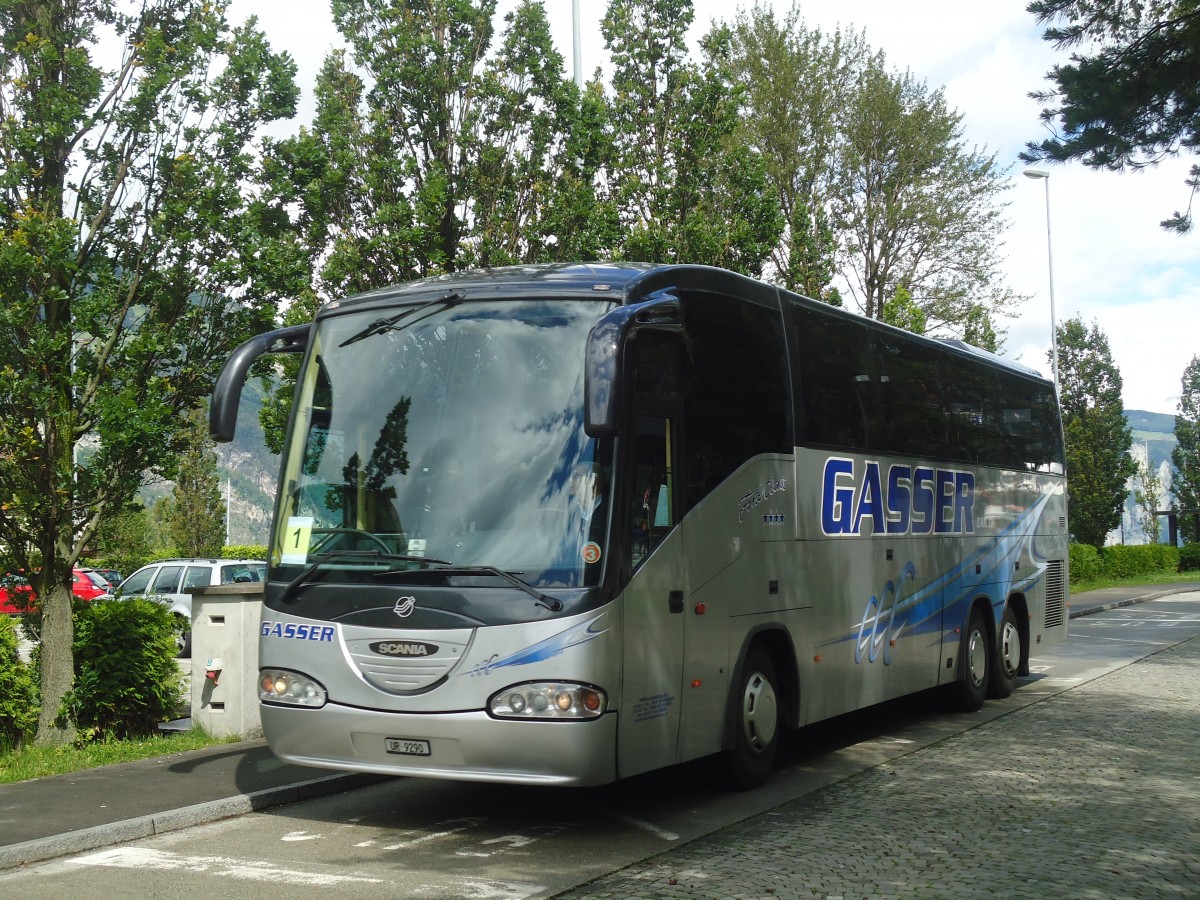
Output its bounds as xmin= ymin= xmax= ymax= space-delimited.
xmin=988 ymin=605 xmax=1021 ymax=699
xmin=951 ymin=605 xmax=990 ymax=712
xmin=724 ymin=643 xmax=780 ymax=790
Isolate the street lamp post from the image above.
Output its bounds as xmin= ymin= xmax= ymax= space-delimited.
xmin=1024 ymin=168 xmax=1059 ymax=394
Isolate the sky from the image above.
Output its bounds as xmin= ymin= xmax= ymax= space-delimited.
xmin=227 ymin=0 xmax=1200 ymax=416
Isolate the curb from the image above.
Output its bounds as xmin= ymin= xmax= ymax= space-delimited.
xmin=1068 ymin=588 xmax=1183 ymax=619
xmin=0 ymin=771 xmax=388 ymax=872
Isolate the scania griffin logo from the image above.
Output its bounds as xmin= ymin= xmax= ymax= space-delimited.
xmin=370 ymin=640 xmax=438 ymax=657
xmin=393 ymin=595 xmax=417 ymax=617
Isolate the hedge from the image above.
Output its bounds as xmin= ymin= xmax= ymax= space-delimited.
xmin=1069 ymin=542 xmax=1182 ymax=585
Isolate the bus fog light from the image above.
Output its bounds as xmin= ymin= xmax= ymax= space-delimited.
xmin=259 ymin=668 xmax=327 ymax=708
xmin=488 ymin=683 xmax=606 ymax=720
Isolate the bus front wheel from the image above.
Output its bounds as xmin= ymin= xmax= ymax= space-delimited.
xmin=951 ymin=605 xmax=990 ymax=712
xmin=724 ymin=643 xmax=780 ymax=790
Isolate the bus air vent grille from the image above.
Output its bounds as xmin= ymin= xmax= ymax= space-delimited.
xmin=342 ymin=627 xmax=473 ymax=695
xmin=1044 ymin=559 xmax=1066 ymax=628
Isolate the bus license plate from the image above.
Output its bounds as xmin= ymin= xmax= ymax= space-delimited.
xmin=385 ymin=737 xmax=431 ymax=757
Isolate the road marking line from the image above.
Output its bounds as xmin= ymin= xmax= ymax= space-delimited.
xmin=605 ymin=812 xmax=680 ymax=842
xmin=69 ymin=847 xmax=384 ymax=886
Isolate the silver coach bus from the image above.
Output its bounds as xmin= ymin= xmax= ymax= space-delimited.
xmin=210 ymin=263 xmax=1067 ymax=788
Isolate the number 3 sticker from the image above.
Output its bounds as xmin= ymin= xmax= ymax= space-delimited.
xmin=281 ymin=516 xmax=314 ymax=564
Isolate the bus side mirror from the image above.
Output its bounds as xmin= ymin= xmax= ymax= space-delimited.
xmin=584 ymin=294 xmax=681 ymax=438
xmin=210 ymin=323 xmax=311 ymax=443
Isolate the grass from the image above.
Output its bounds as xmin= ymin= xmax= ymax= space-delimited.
xmin=1072 ymin=569 xmax=1200 ymax=595
xmin=0 ymin=727 xmax=240 ymax=785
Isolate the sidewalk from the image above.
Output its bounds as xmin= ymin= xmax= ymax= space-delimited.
xmin=1 ymin=582 xmax=1196 ymax=872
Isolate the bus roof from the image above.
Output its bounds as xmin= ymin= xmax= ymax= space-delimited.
xmin=318 ymin=262 xmax=1050 ymax=385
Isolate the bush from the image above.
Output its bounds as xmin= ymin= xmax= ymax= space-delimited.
xmin=0 ymin=616 xmax=38 ymax=751
xmin=1069 ymin=543 xmax=1103 ymax=585
xmin=1180 ymin=543 xmax=1200 ymax=572
xmin=65 ymin=598 xmax=184 ymax=742
xmin=221 ymin=545 xmax=267 ymax=560
xmin=1100 ymin=543 xmax=1179 ymax=580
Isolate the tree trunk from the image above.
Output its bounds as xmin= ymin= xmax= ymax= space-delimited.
xmin=35 ymin=572 xmax=75 ymax=746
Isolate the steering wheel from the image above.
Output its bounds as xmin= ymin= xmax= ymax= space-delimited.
xmin=310 ymin=527 xmax=392 ymax=554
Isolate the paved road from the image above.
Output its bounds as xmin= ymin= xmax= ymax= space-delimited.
xmin=3 ymin=592 xmax=1198 ymax=898
xmin=563 ymin=595 xmax=1200 ymax=899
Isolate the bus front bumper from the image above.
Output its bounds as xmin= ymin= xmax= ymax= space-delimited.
xmin=260 ymin=702 xmax=618 ymax=786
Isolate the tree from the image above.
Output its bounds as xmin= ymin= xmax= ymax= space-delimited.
xmin=0 ymin=0 xmax=297 ymax=743
xmin=88 ymin=503 xmax=151 ymax=578
xmin=1055 ymin=318 xmax=1136 ymax=547
xmin=881 ymin=286 xmax=926 ymax=334
xmin=721 ymin=3 xmax=872 ymax=302
xmin=1023 ymin=0 xmax=1200 ymax=233
xmin=1172 ymin=355 xmax=1200 ymax=542
xmin=833 ymin=60 xmax=1021 ymax=336
xmin=1132 ymin=456 xmax=1163 ymax=543
xmin=259 ymin=0 xmax=610 ymax=452
xmin=167 ymin=406 xmax=226 ymax=558
xmin=601 ymin=0 xmax=782 ymax=273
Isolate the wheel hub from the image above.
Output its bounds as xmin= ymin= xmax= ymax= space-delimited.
xmin=741 ymin=670 xmax=778 ymax=753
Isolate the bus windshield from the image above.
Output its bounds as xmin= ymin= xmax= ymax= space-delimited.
xmin=274 ymin=298 xmax=614 ymax=590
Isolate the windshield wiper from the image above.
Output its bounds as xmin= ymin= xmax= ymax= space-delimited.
xmin=278 ymin=550 xmax=453 ymax=604
xmin=338 ymin=291 xmax=464 ymax=347
xmin=409 ymin=565 xmax=564 ymax=612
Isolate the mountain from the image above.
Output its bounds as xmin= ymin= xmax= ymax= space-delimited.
xmin=1126 ymin=409 xmax=1176 ymax=471
xmin=215 ymin=379 xmax=280 ymax=547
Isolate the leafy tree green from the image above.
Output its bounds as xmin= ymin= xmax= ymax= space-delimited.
xmin=167 ymin=406 xmax=226 ymax=558
xmin=1055 ymin=318 xmax=1136 ymax=547
xmin=1172 ymin=355 xmax=1200 ymax=541
xmin=961 ymin=304 xmax=1002 ymax=353
xmin=833 ymin=59 xmax=1020 ymax=336
xmin=0 ymin=0 xmax=297 ymax=744
xmin=259 ymin=0 xmax=609 ymax=452
xmin=601 ymin=0 xmax=782 ymax=273
xmin=881 ymin=286 xmax=926 ymax=334
xmin=720 ymin=3 xmax=872 ymax=302
xmin=88 ymin=503 xmax=151 ymax=580
xmin=1023 ymin=0 xmax=1200 ymax=233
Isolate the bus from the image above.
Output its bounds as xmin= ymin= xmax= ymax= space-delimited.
xmin=210 ymin=263 xmax=1067 ymax=788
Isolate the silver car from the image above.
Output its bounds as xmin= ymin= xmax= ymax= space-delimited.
xmin=116 ymin=558 xmax=266 ymax=657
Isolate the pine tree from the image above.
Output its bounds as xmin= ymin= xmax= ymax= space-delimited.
xmin=168 ymin=407 xmax=227 ymax=558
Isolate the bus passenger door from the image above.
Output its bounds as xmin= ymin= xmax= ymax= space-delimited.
xmin=617 ymin=410 xmax=687 ymax=779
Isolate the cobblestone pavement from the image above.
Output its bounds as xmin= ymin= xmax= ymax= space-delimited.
xmin=558 ymin=636 xmax=1200 ymax=899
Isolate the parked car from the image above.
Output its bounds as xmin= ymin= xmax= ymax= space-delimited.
xmin=114 ymin=558 xmax=266 ymax=657
xmin=0 ymin=568 xmax=112 ymax=615
xmin=81 ymin=567 xmax=123 ymax=589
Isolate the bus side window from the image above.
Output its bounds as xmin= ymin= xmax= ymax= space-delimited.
xmin=631 ymin=415 xmax=676 ymax=569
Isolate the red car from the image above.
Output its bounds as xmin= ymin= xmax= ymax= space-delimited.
xmin=0 ymin=569 xmax=111 ymax=615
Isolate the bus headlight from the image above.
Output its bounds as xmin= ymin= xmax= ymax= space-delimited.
xmin=488 ymin=682 xmax=606 ymax=720
xmin=259 ymin=668 xmax=327 ymax=708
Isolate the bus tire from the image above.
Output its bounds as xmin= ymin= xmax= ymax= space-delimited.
xmin=724 ymin=643 xmax=780 ymax=790
xmin=988 ymin=605 xmax=1021 ymax=699
xmin=951 ymin=605 xmax=990 ymax=712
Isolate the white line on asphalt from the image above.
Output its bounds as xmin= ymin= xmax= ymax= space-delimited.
xmin=604 ymin=812 xmax=680 ymax=842
xmin=69 ymin=847 xmax=385 ymax=886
